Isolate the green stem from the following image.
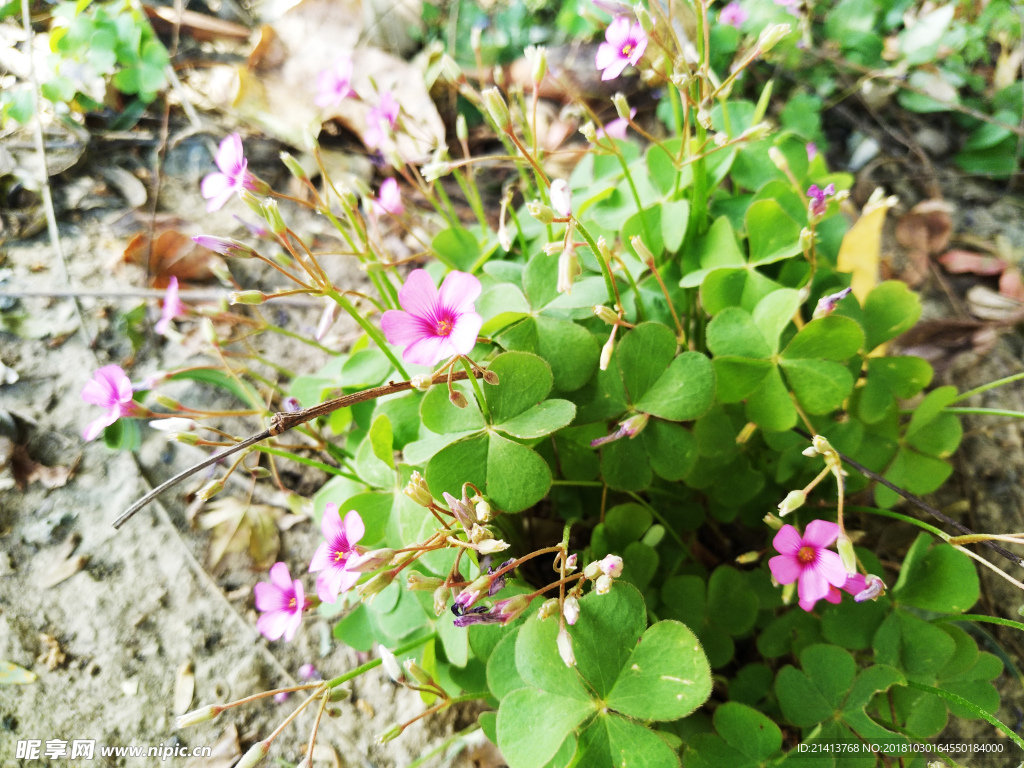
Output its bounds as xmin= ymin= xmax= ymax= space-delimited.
xmin=627 ymin=492 xmax=686 ymax=549
xmin=574 ymin=220 xmax=618 ymax=309
xmin=933 ymin=614 xmax=1024 ymax=634
xmin=945 ymin=407 xmax=1024 ymax=419
xmin=256 ymin=445 xmax=361 ymax=482
xmin=508 ymin=204 xmax=530 ymax=257
xmin=668 ymin=85 xmax=684 ymax=198
xmin=460 ymin=356 xmax=490 ymax=423
xmin=433 ymin=179 xmax=461 ymax=230
xmin=953 ymin=371 xmax=1024 ymax=403
xmin=904 ymin=680 xmax=1024 ymax=752
xmin=612 ymin=149 xmax=652 ymax=247
xmin=838 ymin=505 xmax=949 ymax=540
xmin=324 ymin=633 xmax=436 ymax=690
xmin=325 ymin=288 xmax=409 ymax=379
xmin=454 ymin=168 xmax=487 ymax=229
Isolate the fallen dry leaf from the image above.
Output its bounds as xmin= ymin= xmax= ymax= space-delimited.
xmin=966 ymin=285 xmax=1024 ymax=322
xmin=894 ymin=198 xmax=953 ymax=286
xmin=123 ymin=229 xmax=226 ymax=287
xmin=185 ymin=724 xmax=240 ymax=768
xmin=10 ymin=445 xmax=77 ymax=491
xmin=41 ymin=555 xmax=87 ymax=589
xmin=938 ymin=249 xmax=1007 ymax=276
xmin=174 ymin=660 xmax=195 ymax=715
xmin=837 ymin=188 xmax=898 ymax=301
xmin=36 ymin=634 xmax=66 ymax=670
xmin=144 ymin=4 xmax=252 ymax=42
xmin=196 ymin=497 xmax=300 ymax=569
xmin=898 ymin=318 xmax=1000 ymax=368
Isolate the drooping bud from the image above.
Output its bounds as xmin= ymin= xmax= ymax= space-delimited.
xmin=630 ymin=235 xmax=655 ymax=264
xmin=557 ymin=628 xmax=576 ymax=667
xmin=594 ymin=574 xmax=613 ymax=594
xmin=470 ymin=25 xmax=482 ymax=52
xmin=403 ymin=471 xmax=433 ymax=507
xmin=696 ymin=107 xmax=712 ymax=129
xmin=410 ymin=373 xmax=434 ymax=391
xmin=328 ymin=685 xmax=351 ymax=702
xmin=612 ymin=92 xmax=631 ymax=121
xmin=475 ymin=499 xmax=492 ymax=522
xmin=477 ymin=538 xmax=510 ymax=555
xmin=358 ymin=571 xmax=395 ymax=602
xmin=777 ymin=490 xmax=806 ymax=517
xmin=735 ymin=551 xmax=762 ymax=564
xmin=768 ymin=146 xmax=789 ymax=173
xmin=593 ymin=305 xmax=619 ymax=325
xmin=557 ymin=248 xmax=580 ymax=294
xmin=619 ymin=413 xmax=648 ymax=439
xmin=482 ymin=87 xmax=511 ymax=131
xmin=781 ymin=580 xmax=796 ymax=605
xmin=407 ymin=572 xmax=444 ymax=591
xmin=456 ymin=114 xmax=468 ymax=143
xmin=378 ymin=646 xmax=403 ymax=682
xmin=600 ymin=330 xmax=616 ymax=371
xmin=580 ymin=122 xmax=598 ymax=143
xmin=549 ymin=179 xmax=572 ymax=217
xmin=564 ymin=553 xmax=577 ymax=572
xmin=482 ymin=368 xmax=500 ymax=385
xmin=740 ymin=122 xmax=771 ymax=142
xmin=599 ymin=554 xmax=623 ymax=578
xmin=229 ymin=290 xmax=267 ymax=305
xmin=837 ymin=533 xmax=857 ymax=575
xmin=449 ymin=389 xmax=469 ymax=409
xmin=440 ymin=54 xmax=464 ymax=84
xmin=403 ymin=659 xmax=433 ymax=686
xmin=527 ymin=200 xmax=554 ymax=224
xmin=193 ymin=235 xmax=253 ymax=258
xmin=537 ymin=598 xmax=559 ymax=620
xmin=176 ymin=705 xmax=223 ymax=729
xmin=433 ymin=584 xmax=449 ymax=615
xmin=261 ymin=199 xmax=287 ymax=236
xmin=583 ymin=561 xmax=601 ymax=580
xmin=173 ymin=432 xmax=200 ymax=445
xmin=443 ymin=491 xmax=475 ymax=528
xmin=763 ymin=512 xmax=784 ymax=530
xmin=494 ymin=594 xmax=531 ymax=623
xmin=235 ymin=741 xmax=270 ymax=768
xmin=346 ymin=548 xmax=396 ymax=573
xmin=280 ymin=152 xmax=309 ymax=182
xmin=198 ymin=479 xmax=224 ymax=501
xmin=758 ymin=23 xmax=791 ymax=53
xmin=524 ymin=44 xmax=547 ymax=83
xmin=812 ymin=287 xmax=853 ymax=319
xmin=563 ymin=595 xmax=580 ymax=625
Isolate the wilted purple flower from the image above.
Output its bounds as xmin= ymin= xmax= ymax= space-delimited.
xmin=854 ymin=574 xmax=886 ymax=602
xmin=442 ymin=491 xmax=476 ymax=529
xmin=807 ymin=183 xmax=835 ymax=218
xmin=719 ymin=1 xmax=748 ymax=28
xmin=316 ymin=298 xmax=340 ymax=341
xmin=595 ymin=17 xmax=647 ymax=81
xmin=590 ymin=413 xmax=649 ymax=447
xmin=487 ymin=558 xmax=514 ymax=596
xmin=452 ymin=595 xmax=531 ymax=627
xmin=193 ymin=235 xmax=252 ymax=257
xmin=812 ymin=287 xmax=852 ymax=319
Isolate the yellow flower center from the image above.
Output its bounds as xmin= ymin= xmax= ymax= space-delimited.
xmin=334 ymin=550 xmax=345 ymax=562
xmin=797 ymin=546 xmax=816 ymax=564
xmin=288 ymin=597 xmax=297 ymax=608
xmin=436 ymin=319 xmax=453 ymax=336
xmin=621 ymin=43 xmax=634 ymax=57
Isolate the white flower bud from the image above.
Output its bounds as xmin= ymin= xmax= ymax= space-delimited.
xmin=557 ymin=628 xmax=576 ymax=667
xmin=378 ymin=646 xmax=403 ymax=682
xmin=563 ymin=596 xmax=580 ymax=625
xmin=777 ymin=490 xmax=806 ymax=517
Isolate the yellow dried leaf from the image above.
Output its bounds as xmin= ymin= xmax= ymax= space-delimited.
xmin=836 ymin=188 xmax=898 ymax=302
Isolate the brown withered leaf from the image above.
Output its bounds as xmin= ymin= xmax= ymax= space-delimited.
xmin=898 ymin=317 xmax=1000 ymax=369
xmin=196 ymin=497 xmax=301 ymax=569
xmin=10 ymin=445 xmax=77 ymax=491
xmin=144 ymin=4 xmax=252 ymax=42
xmin=123 ymin=229 xmax=225 ymax=287
xmin=966 ymin=285 xmax=1024 ymax=322
xmin=938 ymin=249 xmax=1007 ymax=276
xmin=895 ymin=199 xmax=953 ymax=256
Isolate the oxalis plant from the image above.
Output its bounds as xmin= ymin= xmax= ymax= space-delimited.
xmin=85 ymin=2 xmax=1024 ymax=767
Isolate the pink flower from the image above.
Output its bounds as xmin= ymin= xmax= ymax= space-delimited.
xmin=806 ymin=142 xmax=818 ymax=161
xmin=372 ymin=178 xmax=404 ymax=216
xmin=254 ymin=562 xmax=307 ymax=641
xmin=597 ymin=108 xmax=636 ymax=140
xmin=595 ymin=16 xmax=648 ymax=81
xmin=155 ymin=277 xmax=184 ymax=336
xmin=308 ymin=505 xmax=365 ymax=603
xmin=81 ymin=365 xmax=135 ymax=441
xmin=315 ymin=58 xmax=353 ymax=109
xmin=807 ymin=183 xmax=835 ymax=217
xmin=201 ymin=134 xmax=254 ymax=212
xmin=801 ymin=573 xmax=866 ymax=611
xmin=768 ymin=521 xmax=848 ymax=611
xmin=380 ymin=269 xmax=483 ymax=366
xmin=365 ymin=92 xmax=400 ymax=148
xmin=719 ymin=1 xmax=748 ymax=27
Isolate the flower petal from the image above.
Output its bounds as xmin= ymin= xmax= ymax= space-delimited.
xmin=316 ymin=567 xmax=346 ymax=604
xmin=798 ymin=567 xmax=830 ymax=605
xmin=447 ymin=310 xmax=483 ymax=356
xmin=816 ymin=549 xmax=849 ymax=588
xmin=798 ymin=596 xmax=819 ymax=612
xmin=321 ymin=503 xmax=344 ymax=542
xmin=604 ymin=16 xmax=631 ymax=47
xmin=397 ymin=269 xmax=440 ymax=319
xmin=381 ymin=310 xmax=429 ymax=347
xmin=600 ymin=57 xmax=630 ymax=81
xmin=768 ymin=554 xmax=801 ymax=585
xmin=215 ymin=133 xmax=245 ymax=176
xmin=283 ymin=608 xmax=302 ymax=642
xmin=438 ymin=271 xmax=483 ymax=316
xmin=341 ymin=510 xmax=365 ymax=548
xmin=824 ymin=585 xmax=843 ymax=604
xmin=257 ymin=609 xmax=290 ymax=641
xmin=403 ymin=334 xmax=449 ymax=366
xmin=82 ymin=414 xmax=114 ymax=442
xmin=268 ymin=562 xmax=293 ymax=591
xmin=308 ymin=542 xmax=333 ymax=574
xmin=772 ymin=524 xmax=803 ymax=556
xmin=254 ymin=581 xmax=285 ymax=612
xmin=802 ymin=519 xmax=840 ymax=549
xmin=842 ymin=573 xmax=867 ymax=596
xmin=595 ymin=42 xmax=620 ymax=70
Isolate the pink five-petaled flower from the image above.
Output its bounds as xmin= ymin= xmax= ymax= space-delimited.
xmin=595 ymin=16 xmax=648 ymax=81
xmin=155 ymin=277 xmax=184 ymax=336
xmin=315 ymin=58 xmax=353 ymax=109
xmin=380 ymin=269 xmax=483 ymax=366
xmin=201 ymin=134 xmax=255 ymax=213
xmin=372 ymin=178 xmax=404 ymax=216
xmin=364 ymin=91 xmax=400 ymax=148
xmin=719 ymin=1 xmax=748 ymax=28
xmin=768 ymin=521 xmax=848 ymax=612
xmin=81 ymin=365 xmax=136 ymax=442
xmin=807 ymin=183 xmax=835 ymax=218
xmin=254 ymin=562 xmax=307 ymax=642
xmin=308 ymin=504 xmax=365 ymax=603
